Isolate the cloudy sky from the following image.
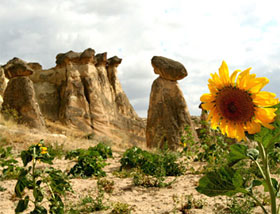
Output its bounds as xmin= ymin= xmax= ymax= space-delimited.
xmin=1 ymin=0 xmax=280 ymax=117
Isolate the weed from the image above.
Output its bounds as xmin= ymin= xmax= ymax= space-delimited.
xmin=120 ymin=146 xmax=184 ymax=177
xmin=111 ymin=202 xmax=133 ymax=214
xmin=132 ymin=170 xmax=176 ymax=188
xmin=172 ymin=194 xmax=206 ymax=213
xmin=0 ymin=146 xmax=22 ymax=180
xmin=67 ymin=182 xmax=109 ymax=213
xmin=67 ymin=142 xmax=113 ymax=178
xmin=97 ymin=178 xmax=114 ymax=194
xmin=220 ymin=195 xmax=255 ymax=214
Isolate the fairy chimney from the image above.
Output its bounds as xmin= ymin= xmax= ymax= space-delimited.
xmin=1 ymin=58 xmax=45 ymax=129
xmin=146 ymin=56 xmax=198 ymax=150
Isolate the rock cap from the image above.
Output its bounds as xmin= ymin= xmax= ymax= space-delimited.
xmin=151 ymin=56 xmax=187 ymax=81
xmin=3 ymin=57 xmax=34 ymax=79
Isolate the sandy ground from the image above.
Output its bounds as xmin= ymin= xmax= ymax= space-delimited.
xmin=0 ymin=152 xmax=267 ymax=214
xmin=0 ymin=122 xmax=268 ymax=214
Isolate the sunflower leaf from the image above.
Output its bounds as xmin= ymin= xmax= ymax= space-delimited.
xmin=254 ymin=105 xmax=280 ymax=152
xmin=227 ymin=144 xmax=248 ymax=166
xmin=196 ymin=166 xmax=248 ymax=197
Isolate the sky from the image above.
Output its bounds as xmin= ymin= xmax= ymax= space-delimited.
xmin=1 ymin=0 xmax=280 ymax=117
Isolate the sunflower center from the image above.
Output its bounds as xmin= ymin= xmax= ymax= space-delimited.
xmin=215 ymin=87 xmax=255 ymax=123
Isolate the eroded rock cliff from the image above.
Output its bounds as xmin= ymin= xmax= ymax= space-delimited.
xmin=1 ymin=48 xmax=146 ymax=146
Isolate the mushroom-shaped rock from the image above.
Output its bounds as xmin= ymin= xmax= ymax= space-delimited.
xmin=96 ymin=53 xmax=107 ymax=66
xmin=28 ymin=63 xmax=42 ymax=72
xmin=2 ymin=76 xmax=45 ymax=129
xmin=80 ymin=48 xmax=96 ymax=64
xmin=56 ymin=51 xmax=81 ymax=66
xmin=107 ymin=56 xmax=122 ymax=67
xmin=151 ymin=56 xmax=187 ymax=81
xmin=107 ymin=56 xmax=122 ymax=92
xmin=3 ymin=57 xmax=34 ymax=79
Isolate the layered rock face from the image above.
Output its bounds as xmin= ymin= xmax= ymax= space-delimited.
xmin=1 ymin=48 xmax=145 ymax=146
xmin=1 ymin=58 xmax=45 ymax=129
xmin=146 ymin=56 xmax=198 ymax=150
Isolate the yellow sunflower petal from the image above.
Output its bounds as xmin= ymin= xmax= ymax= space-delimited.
xmin=247 ymin=77 xmax=269 ymax=94
xmin=245 ymin=120 xmax=261 ymax=134
xmin=235 ymin=123 xmax=245 ymax=141
xmin=252 ymin=91 xmax=279 ymax=107
xmin=219 ymin=61 xmax=230 ymax=85
xmin=236 ymin=68 xmax=251 ymax=89
xmin=229 ymin=69 xmax=240 ymax=86
xmin=200 ymin=93 xmax=215 ymax=103
xmin=209 ymin=73 xmax=223 ymax=89
xmin=201 ymin=102 xmax=215 ymax=111
xmin=226 ymin=122 xmax=236 ymax=138
xmin=208 ymin=109 xmax=220 ymax=129
xmin=255 ymin=107 xmax=277 ymax=124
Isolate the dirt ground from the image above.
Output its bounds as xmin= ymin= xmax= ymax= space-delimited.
xmin=0 ymin=123 xmax=267 ymax=214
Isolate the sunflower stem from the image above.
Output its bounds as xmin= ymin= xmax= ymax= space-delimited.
xmin=257 ymin=141 xmax=277 ymax=214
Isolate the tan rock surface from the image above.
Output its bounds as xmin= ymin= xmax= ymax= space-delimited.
xmin=1 ymin=76 xmax=45 ymax=129
xmin=151 ymin=56 xmax=187 ymax=81
xmin=146 ymin=76 xmax=198 ymax=150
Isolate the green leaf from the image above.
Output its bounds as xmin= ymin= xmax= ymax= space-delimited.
xmin=227 ymin=144 xmax=248 ymax=166
xmin=15 ymin=196 xmax=29 ymax=213
xmin=254 ymin=104 xmax=280 ymax=152
xmin=196 ymin=167 xmax=247 ymax=197
xmin=30 ymin=205 xmax=47 ymax=214
xmin=20 ymin=150 xmax=33 ymax=166
xmin=33 ymin=187 xmax=44 ymax=202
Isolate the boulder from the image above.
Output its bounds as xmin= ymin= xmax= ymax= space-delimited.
xmin=2 ymin=76 xmax=45 ymax=129
xmin=151 ymin=56 xmax=187 ymax=81
xmin=3 ymin=58 xmax=33 ymax=79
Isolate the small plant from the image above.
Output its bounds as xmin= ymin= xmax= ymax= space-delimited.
xmin=67 ymin=142 xmax=112 ymax=178
xmin=65 ymin=142 xmax=112 ymax=160
xmin=68 ymin=155 xmax=107 ymax=178
xmin=97 ymin=178 xmax=114 ymax=194
xmin=0 ymin=146 xmax=22 ymax=180
xmin=132 ymin=169 xmax=176 ymax=188
xmin=172 ymin=194 xmax=206 ymax=213
xmin=221 ymin=195 xmax=256 ymax=214
xmin=111 ymin=202 xmax=133 ymax=214
xmin=67 ymin=182 xmax=109 ymax=213
xmin=14 ymin=140 xmax=72 ymax=213
xmin=120 ymin=146 xmax=185 ymax=177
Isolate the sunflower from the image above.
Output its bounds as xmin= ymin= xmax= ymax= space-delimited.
xmin=200 ymin=61 xmax=279 ymax=141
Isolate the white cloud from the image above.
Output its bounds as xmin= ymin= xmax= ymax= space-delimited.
xmin=0 ymin=0 xmax=280 ymax=117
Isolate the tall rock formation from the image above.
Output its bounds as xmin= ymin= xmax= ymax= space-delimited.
xmin=2 ymin=48 xmax=146 ymax=146
xmin=146 ymin=56 xmax=198 ymax=150
xmin=1 ymin=58 xmax=45 ymax=129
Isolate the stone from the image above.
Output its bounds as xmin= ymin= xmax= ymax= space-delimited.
xmin=3 ymin=57 xmax=33 ymax=79
xmin=151 ymin=56 xmax=187 ymax=81
xmin=2 ymin=76 xmax=45 ymax=129
xmin=146 ymin=76 xmax=198 ymax=150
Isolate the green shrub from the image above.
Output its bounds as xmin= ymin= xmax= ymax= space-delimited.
xmin=120 ymin=147 xmax=184 ymax=177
